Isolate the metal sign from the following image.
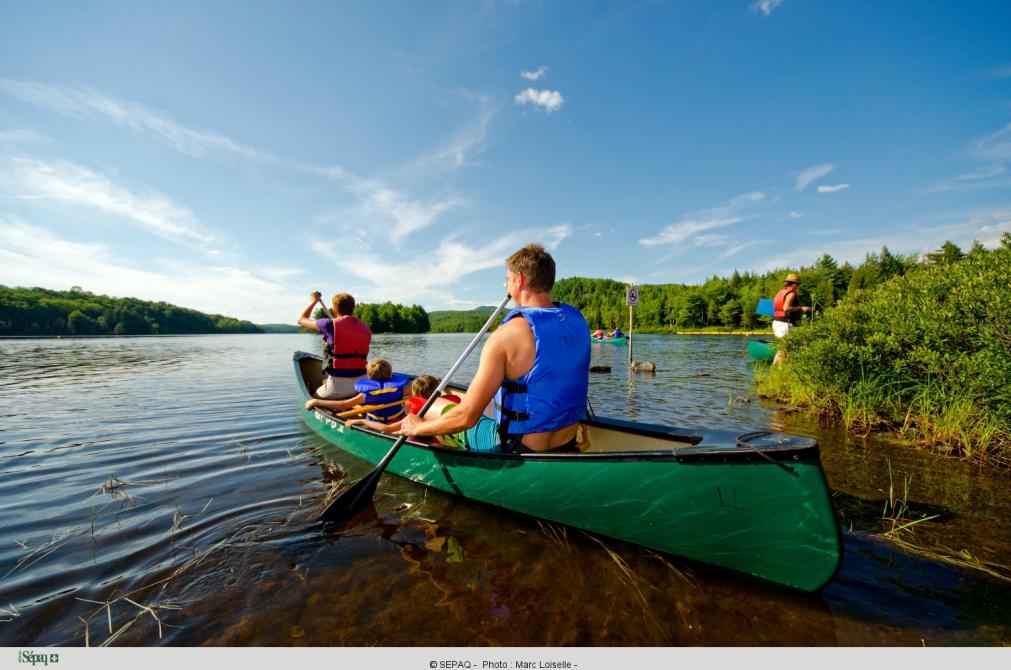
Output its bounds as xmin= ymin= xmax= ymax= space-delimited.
xmin=626 ymin=286 xmax=639 ymax=307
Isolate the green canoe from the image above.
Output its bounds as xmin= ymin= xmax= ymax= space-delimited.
xmin=295 ymin=351 xmax=841 ymax=592
xmin=747 ymin=337 xmax=776 ymax=362
xmin=591 ymin=336 xmax=627 ymax=345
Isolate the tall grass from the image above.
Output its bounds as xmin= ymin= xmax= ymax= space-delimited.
xmin=754 ymin=236 xmax=1011 ymax=467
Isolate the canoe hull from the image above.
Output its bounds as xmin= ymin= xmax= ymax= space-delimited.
xmin=295 ymin=352 xmax=840 ymax=592
xmin=747 ymin=337 xmax=776 ymax=362
xmin=591 ymin=336 xmax=627 ymax=345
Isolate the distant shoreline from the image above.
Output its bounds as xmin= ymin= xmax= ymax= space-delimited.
xmin=671 ymin=330 xmax=771 ymax=336
xmin=1 ymin=330 xmax=776 ymax=339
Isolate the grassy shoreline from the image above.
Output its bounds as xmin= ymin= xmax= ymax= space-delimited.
xmin=752 ymin=363 xmax=1010 ymax=468
xmin=748 ymin=238 xmax=1011 ymax=470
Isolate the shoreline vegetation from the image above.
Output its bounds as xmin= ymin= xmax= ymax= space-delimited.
xmin=753 ymin=235 xmax=1011 ymax=469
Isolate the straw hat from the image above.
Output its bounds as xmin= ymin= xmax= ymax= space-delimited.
xmin=784 ymin=272 xmax=801 ymax=284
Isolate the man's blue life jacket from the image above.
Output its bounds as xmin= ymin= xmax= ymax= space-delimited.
xmin=494 ymin=303 xmax=590 ymax=437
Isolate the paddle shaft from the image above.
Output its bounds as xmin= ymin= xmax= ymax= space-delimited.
xmin=318 ymin=293 xmax=512 ymax=523
xmin=315 ymin=296 xmax=333 ymax=319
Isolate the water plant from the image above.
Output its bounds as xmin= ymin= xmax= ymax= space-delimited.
xmin=756 ymin=235 xmax=1011 ymax=467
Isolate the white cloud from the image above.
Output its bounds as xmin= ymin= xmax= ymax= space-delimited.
xmin=521 ymin=66 xmax=548 ymax=81
xmin=311 ymin=172 xmax=462 ymax=246
xmin=789 ymin=211 xmax=805 ymax=219
xmin=923 ymin=121 xmax=1011 ymax=193
xmin=0 ymin=219 xmax=301 ymax=323
xmin=974 ymin=122 xmax=1011 ymax=161
xmin=639 ymin=191 xmax=765 ymax=248
xmin=750 ymin=208 xmax=1011 ymax=273
xmin=985 ymin=64 xmax=1011 ymax=79
xmin=751 ymin=0 xmax=785 ymax=17
xmin=817 ymin=183 xmax=849 ymax=193
xmin=1 ymin=79 xmax=464 ymax=246
xmin=514 ymin=88 xmax=564 ymax=113
xmin=964 ymin=210 xmax=1011 ymax=247
xmin=403 ymin=94 xmax=495 ymax=173
xmin=718 ymin=240 xmax=771 ymax=260
xmin=0 ymin=79 xmax=261 ymax=161
xmin=0 ymin=129 xmax=48 ymax=144
xmin=925 ymin=166 xmax=1011 ymax=193
xmin=794 ymin=163 xmax=835 ymax=191
xmin=0 ymin=157 xmax=215 ymax=247
xmin=309 ymin=225 xmax=573 ymax=307
xmin=955 ymin=165 xmax=1007 ymax=181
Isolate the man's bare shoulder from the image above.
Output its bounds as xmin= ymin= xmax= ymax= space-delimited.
xmin=491 ymin=315 xmax=530 ymax=344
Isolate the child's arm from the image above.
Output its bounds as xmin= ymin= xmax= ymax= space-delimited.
xmin=305 ymin=393 xmax=364 ymax=412
xmin=346 ymin=417 xmax=403 ymax=433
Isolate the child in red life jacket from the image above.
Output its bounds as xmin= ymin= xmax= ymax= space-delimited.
xmin=346 ymin=375 xmax=466 ymax=447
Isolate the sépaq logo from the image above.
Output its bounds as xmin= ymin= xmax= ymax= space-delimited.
xmin=18 ymin=651 xmax=60 ymax=666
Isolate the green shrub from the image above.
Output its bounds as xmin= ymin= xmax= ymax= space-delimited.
xmin=776 ymin=236 xmax=1011 ymax=463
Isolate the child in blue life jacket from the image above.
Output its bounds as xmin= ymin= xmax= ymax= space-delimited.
xmin=345 ymin=375 xmax=468 ymax=447
xmin=304 ymin=358 xmax=410 ymax=423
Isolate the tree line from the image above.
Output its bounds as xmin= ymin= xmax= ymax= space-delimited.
xmin=0 ymin=286 xmax=262 ymax=335
xmin=311 ymin=301 xmax=430 ymax=334
xmin=3 ymin=240 xmax=978 ymax=337
xmin=552 ymin=241 xmax=979 ymax=331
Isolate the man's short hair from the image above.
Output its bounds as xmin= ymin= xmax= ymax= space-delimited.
xmin=332 ymin=293 xmax=356 ymax=316
xmin=366 ymin=358 xmax=392 ymax=381
xmin=410 ymin=375 xmax=440 ymax=398
xmin=506 ymin=243 xmax=555 ymax=293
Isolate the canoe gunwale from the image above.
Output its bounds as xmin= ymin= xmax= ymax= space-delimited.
xmin=293 ymin=351 xmax=821 ymax=465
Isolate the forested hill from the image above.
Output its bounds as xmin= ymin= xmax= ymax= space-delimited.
xmin=0 ymin=286 xmax=262 ymax=335
xmin=428 ymin=306 xmax=497 ymax=333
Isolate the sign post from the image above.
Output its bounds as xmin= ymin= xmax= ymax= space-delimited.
xmin=625 ymin=285 xmax=639 ymax=367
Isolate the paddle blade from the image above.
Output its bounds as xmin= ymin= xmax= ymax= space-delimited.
xmin=755 ymin=298 xmax=774 ymax=317
xmin=318 ymin=467 xmax=384 ymax=525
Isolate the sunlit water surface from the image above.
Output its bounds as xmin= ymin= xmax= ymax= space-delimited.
xmin=1 ymin=334 xmax=1009 ymax=646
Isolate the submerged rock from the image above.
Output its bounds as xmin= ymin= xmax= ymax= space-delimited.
xmin=630 ymin=361 xmax=656 ymax=373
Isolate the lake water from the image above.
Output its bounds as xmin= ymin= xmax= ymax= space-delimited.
xmin=1 ymin=333 xmax=1009 ymax=646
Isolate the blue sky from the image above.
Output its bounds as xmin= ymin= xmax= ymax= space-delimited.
xmin=1 ymin=1 xmax=1010 ymax=323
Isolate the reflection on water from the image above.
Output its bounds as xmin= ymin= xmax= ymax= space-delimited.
xmin=0 ymin=333 xmax=1009 ymax=646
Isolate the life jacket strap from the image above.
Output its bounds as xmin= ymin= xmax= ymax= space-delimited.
xmin=500 ymin=379 xmax=528 ymax=393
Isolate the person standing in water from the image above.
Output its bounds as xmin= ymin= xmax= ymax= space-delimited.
xmin=771 ymin=273 xmax=810 ymax=366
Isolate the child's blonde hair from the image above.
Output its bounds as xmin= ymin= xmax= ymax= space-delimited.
xmin=366 ymin=358 xmax=392 ymax=381
xmin=410 ymin=375 xmax=439 ymax=398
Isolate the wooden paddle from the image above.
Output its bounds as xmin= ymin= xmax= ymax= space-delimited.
xmin=317 ymin=294 xmax=512 ymax=524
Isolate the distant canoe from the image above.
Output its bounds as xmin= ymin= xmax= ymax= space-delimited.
xmin=295 ymin=350 xmax=841 ymax=592
xmin=747 ymin=337 xmax=776 ymax=362
xmin=591 ymin=336 xmax=627 ymax=345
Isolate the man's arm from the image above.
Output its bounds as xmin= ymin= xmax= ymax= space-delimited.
xmin=397 ymin=328 xmax=510 ymax=438
xmin=298 ymin=291 xmax=323 ymax=330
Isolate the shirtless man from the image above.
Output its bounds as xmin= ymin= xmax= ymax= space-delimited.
xmin=397 ymin=243 xmax=590 ymax=453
